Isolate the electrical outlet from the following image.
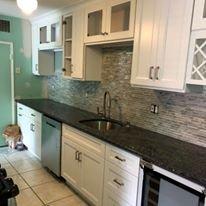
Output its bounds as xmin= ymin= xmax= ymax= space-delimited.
xmin=16 ymin=67 xmax=21 ymax=74
xmin=150 ymin=104 xmax=159 ymax=114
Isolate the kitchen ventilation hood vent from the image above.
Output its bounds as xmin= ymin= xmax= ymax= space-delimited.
xmin=0 ymin=20 xmax=10 ymax=33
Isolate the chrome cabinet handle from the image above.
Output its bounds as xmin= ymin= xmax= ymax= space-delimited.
xmin=155 ymin=66 xmax=160 ymax=80
xmin=35 ymin=64 xmax=38 ymax=71
xmin=30 ymin=123 xmax=35 ymax=132
xmin=78 ymin=152 xmax=82 ymax=162
xmin=31 ymin=114 xmax=35 ymax=117
xmin=113 ymin=179 xmax=124 ymax=187
xmin=75 ymin=151 xmax=79 ymax=161
xmin=149 ymin=66 xmax=154 ymax=79
xmin=115 ymin=156 xmax=126 ymax=162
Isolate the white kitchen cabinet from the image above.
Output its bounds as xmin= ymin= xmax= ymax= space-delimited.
xmin=193 ymin=0 xmax=206 ymax=30
xmin=61 ymin=137 xmax=81 ymax=188
xmin=80 ymin=147 xmax=104 ymax=206
xmin=32 ymin=24 xmax=55 ymax=76
xmin=103 ymin=188 xmax=131 ymax=206
xmin=38 ymin=16 xmax=62 ymax=50
xmin=187 ymin=30 xmax=206 ymax=85
xmin=131 ymin=0 xmax=194 ymax=92
xmin=103 ymin=144 xmax=140 ymax=206
xmin=84 ymin=0 xmax=136 ymax=43
xmin=61 ymin=125 xmax=105 ymax=206
xmin=62 ymin=9 xmax=102 ymax=81
xmin=17 ymin=103 xmax=42 ymax=159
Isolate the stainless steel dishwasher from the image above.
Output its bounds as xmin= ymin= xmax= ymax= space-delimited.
xmin=42 ymin=116 xmax=61 ymax=177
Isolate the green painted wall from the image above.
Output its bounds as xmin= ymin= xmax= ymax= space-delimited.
xmin=0 ymin=15 xmax=45 ymax=99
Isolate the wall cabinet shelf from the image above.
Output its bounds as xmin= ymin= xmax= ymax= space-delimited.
xmin=131 ymin=0 xmax=194 ymax=92
xmin=84 ymin=0 xmax=136 ymax=44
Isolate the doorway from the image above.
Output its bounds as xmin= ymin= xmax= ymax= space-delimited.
xmin=0 ymin=41 xmax=14 ymax=147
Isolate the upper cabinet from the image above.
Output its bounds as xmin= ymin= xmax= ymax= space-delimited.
xmin=192 ymin=0 xmax=206 ymax=30
xmin=131 ymin=0 xmax=194 ymax=92
xmin=38 ymin=16 xmax=62 ymax=50
xmin=84 ymin=0 xmax=136 ymax=44
xmin=187 ymin=30 xmax=206 ymax=85
xmin=31 ymin=15 xmax=62 ymax=76
xmin=62 ymin=8 xmax=102 ymax=81
xmin=186 ymin=0 xmax=206 ymax=85
xmin=32 ymin=24 xmax=55 ymax=76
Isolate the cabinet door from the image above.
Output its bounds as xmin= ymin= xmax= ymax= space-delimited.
xmin=131 ymin=0 xmax=160 ymax=87
xmin=61 ymin=138 xmax=81 ymax=188
xmin=193 ymin=0 xmax=206 ymax=30
xmin=80 ymin=147 xmax=104 ymax=206
xmin=32 ymin=25 xmax=40 ymax=75
xmin=155 ymin=0 xmax=193 ymax=91
xmin=103 ymin=188 xmax=132 ymax=206
xmin=131 ymin=0 xmax=193 ymax=91
xmin=106 ymin=0 xmax=136 ymax=40
xmin=71 ymin=9 xmax=84 ymax=79
xmin=187 ymin=30 xmax=206 ymax=85
xmin=31 ymin=122 xmax=41 ymax=160
xmin=85 ymin=1 xmax=107 ymax=43
xmin=38 ymin=17 xmax=62 ymax=50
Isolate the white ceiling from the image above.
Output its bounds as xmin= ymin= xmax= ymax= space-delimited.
xmin=0 ymin=0 xmax=84 ymax=20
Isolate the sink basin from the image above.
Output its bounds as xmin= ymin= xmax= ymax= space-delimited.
xmin=79 ymin=119 xmax=123 ymax=132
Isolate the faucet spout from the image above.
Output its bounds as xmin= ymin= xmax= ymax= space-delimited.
xmin=103 ymin=91 xmax=111 ymax=119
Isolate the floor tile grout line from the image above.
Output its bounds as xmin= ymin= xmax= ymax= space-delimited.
xmin=1 ymin=149 xmax=88 ymax=206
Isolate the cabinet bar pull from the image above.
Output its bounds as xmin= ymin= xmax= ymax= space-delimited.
xmin=31 ymin=114 xmax=36 ymax=117
xmin=155 ymin=66 xmax=160 ymax=80
xmin=115 ymin=156 xmax=126 ymax=162
xmin=113 ymin=179 xmax=124 ymax=187
xmin=149 ymin=66 xmax=154 ymax=79
xmin=18 ymin=114 xmax=22 ymax=117
xmin=78 ymin=152 xmax=82 ymax=162
xmin=19 ymin=107 xmax=23 ymax=110
xmin=75 ymin=151 xmax=79 ymax=161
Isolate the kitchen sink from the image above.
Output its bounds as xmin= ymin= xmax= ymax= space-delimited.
xmin=79 ymin=119 xmax=123 ymax=132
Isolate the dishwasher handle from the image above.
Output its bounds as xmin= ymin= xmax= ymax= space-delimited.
xmin=46 ymin=122 xmax=56 ymax=128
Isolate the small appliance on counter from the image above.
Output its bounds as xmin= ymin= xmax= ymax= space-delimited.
xmin=0 ymin=164 xmax=19 ymax=206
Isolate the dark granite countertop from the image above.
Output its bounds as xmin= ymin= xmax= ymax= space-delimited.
xmin=16 ymin=99 xmax=206 ymax=189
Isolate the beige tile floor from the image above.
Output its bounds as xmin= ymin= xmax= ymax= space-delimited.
xmin=0 ymin=148 xmax=88 ymax=206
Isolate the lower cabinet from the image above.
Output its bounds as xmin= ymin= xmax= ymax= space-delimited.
xmin=17 ymin=103 xmax=42 ymax=159
xmin=61 ymin=124 xmax=141 ymax=206
xmin=61 ymin=126 xmax=105 ymax=206
xmin=103 ymin=188 xmax=131 ymax=206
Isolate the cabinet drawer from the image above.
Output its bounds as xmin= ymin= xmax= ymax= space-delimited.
xmin=105 ymin=162 xmax=138 ymax=205
xmin=27 ymin=108 xmax=42 ymax=123
xmin=62 ymin=124 xmax=105 ymax=158
xmin=106 ymin=144 xmax=140 ymax=176
xmin=17 ymin=103 xmax=29 ymax=115
xmin=103 ymin=188 xmax=132 ymax=206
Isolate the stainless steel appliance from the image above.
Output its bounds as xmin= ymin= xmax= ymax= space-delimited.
xmin=141 ymin=165 xmax=205 ymax=206
xmin=42 ymin=116 xmax=61 ymax=176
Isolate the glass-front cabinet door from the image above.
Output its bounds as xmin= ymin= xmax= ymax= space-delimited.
xmin=85 ymin=1 xmax=107 ymax=43
xmin=187 ymin=30 xmax=206 ymax=85
xmin=38 ymin=16 xmax=62 ymax=50
xmin=106 ymin=0 xmax=136 ymax=40
xmin=193 ymin=0 xmax=206 ymax=30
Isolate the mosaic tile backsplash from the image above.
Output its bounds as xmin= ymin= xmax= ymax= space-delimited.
xmin=48 ymin=47 xmax=206 ymax=147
